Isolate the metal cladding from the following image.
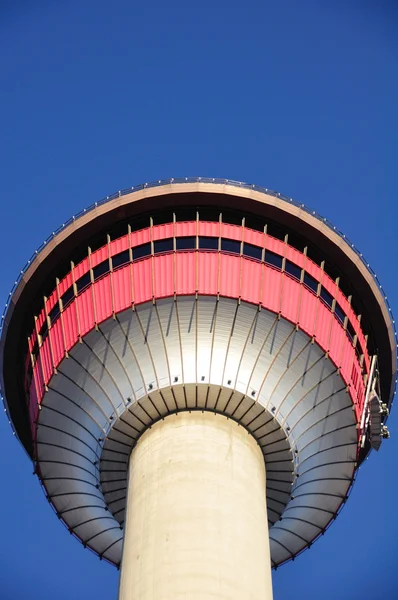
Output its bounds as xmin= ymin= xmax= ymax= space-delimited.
xmin=0 ymin=179 xmax=395 ymax=569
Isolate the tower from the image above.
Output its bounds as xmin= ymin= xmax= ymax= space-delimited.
xmin=1 ymin=179 xmax=395 ymax=599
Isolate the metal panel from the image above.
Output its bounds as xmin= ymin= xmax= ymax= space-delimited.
xmin=152 ymin=223 xmax=173 ymax=241
xmin=175 ymin=221 xmax=196 ymax=237
xmin=112 ymin=267 xmax=131 ymax=314
xmin=131 ymin=260 xmax=152 ymax=304
xmin=93 ymin=275 xmax=113 ymax=325
xmin=262 ymin=266 xmax=282 ymax=314
xmin=154 ymin=254 xmax=174 ymax=299
xmin=76 ymin=288 xmax=95 ymax=337
xmin=197 ymin=252 xmax=218 ymax=295
xmin=175 ymin=252 xmax=196 ymax=295
xmin=219 ymin=254 xmax=240 ymax=298
xmin=281 ymin=276 xmax=301 ymax=324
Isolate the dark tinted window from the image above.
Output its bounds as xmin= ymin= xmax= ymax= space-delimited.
xmin=93 ymin=260 xmax=109 ymax=280
xmin=112 ymin=250 xmax=130 ymax=268
xmin=264 ymin=250 xmax=283 ymax=269
xmin=61 ymin=286 xmax=74 ymax=307
xmin=303 ymin=272 xmax=318 ymax=293
xmin=154 ymin=238 xmax=173 ymax=253
xmin=320 ymin=286 xmax=333 ymax=308
xmin=199 ymin=237 xmax=218 ymax=250
xmin=76 ymin=272 xmax=91 ymax=293
xmin=347 ymin=320 xmax=355 ymax=342
xmin=335 ymin=302 xmax=345 ymax=324
xmin=133 ymin=243 xmax=151 ymax=259
xmin=49 ymin=303 xmax=60 ymax=324
xmin=39 ymin=320 xmax=48 ymax=338
xmin=176 ymin=236 xmax=196 ymax=250
xmin=243 ymin=243 xmax=262 ymax=261
xmin=285 ymin=260 xmax=301 ymax=281
xmin=221 ymin=239 xmax=240 ymax=254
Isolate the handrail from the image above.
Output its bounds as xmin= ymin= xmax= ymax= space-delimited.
xmin=1 ymin=177 xmax=396 ymax=433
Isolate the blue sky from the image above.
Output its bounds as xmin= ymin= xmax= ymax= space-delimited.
xmin=0 ymin=1 xmax=397 ymax=598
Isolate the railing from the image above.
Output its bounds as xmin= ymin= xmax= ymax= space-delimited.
xmin=1 ymin=177 xmax=396 ymax=433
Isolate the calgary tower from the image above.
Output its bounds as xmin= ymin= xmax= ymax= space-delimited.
xmin=0 ymin=178 xmax=395 ymax=599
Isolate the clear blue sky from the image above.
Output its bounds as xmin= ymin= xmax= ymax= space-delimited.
xmin=0 ymin=1 xmax=397 ymax=599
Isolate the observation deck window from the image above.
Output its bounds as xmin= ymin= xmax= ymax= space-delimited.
xmin=221 ymin=239 xmax=241 ymax=254
xmin=93 ymin=261 xmax=109 ymax=281
xmin=285 ymin=260 xmax=301 ymax=281
xmin=133 ymin=243 xmax=151 ymax=260
xmin=76 ymin=272 xmax=91 ymax=293
xmin=320 ymin=286 xmax=333 ymax=309
xmin=62 ymin=286 xmax=74 ymax=308
xmin=334 ymin=302 xmax=345 ymax=325
xmin=154 ymin=239 xmax=173 ymax=254
xmin=112 ymin=250 xmax=130 ymax=269
xmin=176 ymin=236 xmax=196 ymax=250
xmin=243 ymin=243 xmax=262 ymax=261
xmin=199 ymin=237 xmax=218 ymax=250
xmin=264 ymin=250 xmax=283 ymax=270
xmin=303 ymin=272 xmax=318 ymax=294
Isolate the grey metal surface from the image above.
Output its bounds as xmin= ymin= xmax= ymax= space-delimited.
xmin=36 ymin=296 xmax=356 ymax=567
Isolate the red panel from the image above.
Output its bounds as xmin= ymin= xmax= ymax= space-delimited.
xmin=335 ymin=288 xmax=351 ymax=317
xmin=315 ymin=301 xmax=332 ymax=352
xmin=40 ymin=337 xmax=53 ymax=385
xmin=30 ymin=329 xmax=37 ymax=349
xmin=154 ymin=255 xmax=175 ymax=298
xmin=175 ymin=252 xmax=196 ymax=295
xmin=32 ymin=362 xmax=44 ymax=404
xmin=58 ymin=273 xmax=73 ymax=296
xmin=298 ymin=288 xmax=318 ymax=337
xmin=329 ymin=319 xmax=345 ymax=368
xmin=51 ymin=319 xmax=65 ymax=368
xmin=152 ymin=223 xmax=174 ymax=241
xmin=219 ymin=254 xmax=240 ymax=298
xmin=36 ymin=310 xmax=46 ymax=332
xmin=285 ymin=246 xmax=305 ymax=269
xmin=243 ymin=229 xmax=264 ymax=248
xmin=198 ymin=221 xmax=219 ymax=237
xmin=197 ymin=252 xmax=218 ymax=295
xmin=62 ymin=303 xmax=79 ymax=351
xmin=132 ymin=260 xmax=152 ymax=304
xmin=110 ymin=234 xmax=129 ymax=256
xmin=90 ymin=245 xmax=109 ymax=269
xmin=265 ymin=236 xmax=285 ymax=256
xmin=340 ymin=342 xmax=356 ymax=386
xmin=221 ymin=223 xmax=242 ymax=242
xmin=262 ymin=266 xmax=282 ymax=314
xmin=281 ymin=276 xmax=301 ymax=324
xmin=240 ymin=259 xmax=262 ymax=304
xmin=74 ymin=257 xmax=90 ymax=281
xmin=112 ymin=267 xmax=132 ymax=313
xmin=76 ymin=288 xmax=95 ymax=336
xmin=94 ymin=274 xmax=113 ymax=324
xmin=175 ymin=221 xmax=196 ymax=237
xmin=131 ymin=227 xmax=150 ymax=247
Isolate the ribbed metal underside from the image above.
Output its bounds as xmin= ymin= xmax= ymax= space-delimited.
xmin=36 ymin=296 xmax=357 ymax=567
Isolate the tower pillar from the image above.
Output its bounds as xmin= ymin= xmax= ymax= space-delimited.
xmin=118 ymin=411 xmax=273 ymax=600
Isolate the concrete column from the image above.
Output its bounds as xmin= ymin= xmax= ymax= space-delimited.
xmin=118 ymin=411 xmax=273 ymax=600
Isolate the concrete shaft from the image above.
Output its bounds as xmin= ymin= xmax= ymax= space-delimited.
xmin=118 ymin=411 xmax=273 ymax=600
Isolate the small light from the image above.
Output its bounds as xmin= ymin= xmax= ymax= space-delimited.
xmin=174 ymin=377 xmax=178 ymax=383
xmin=227 ymin=380 xmax=232 ymax=385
